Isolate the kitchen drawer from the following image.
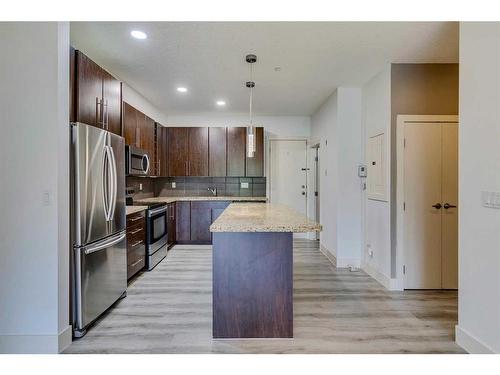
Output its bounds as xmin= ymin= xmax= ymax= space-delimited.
xmin=127 ymin=210 xmax=146 ymax=227
xmin=127 ymin=225 xmax=145 ymax=243
xmin=127 ymin=242 xmax=145 ymax=265
xmin=127 ymin=256 xmax=145 ymax=280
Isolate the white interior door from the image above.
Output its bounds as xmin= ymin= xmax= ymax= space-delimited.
xmin=441 ymin=124 xmax=458 ymax=289
xmin=404 ymin=123 xmax=443 ymax=289
xmin=403 ymin=121 xmax=458 ymax=289
xmin=270 ymin=140 xmax=308 ymax=216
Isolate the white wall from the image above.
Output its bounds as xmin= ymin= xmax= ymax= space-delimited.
xmin=122 ymin=83 xmax=169 ymax=125
xmin=165 ymin=112 xmax=310 ymax=138
xmin=361 ymin=65 xmax=393 ymax=285
xmin=310 ymin=88 xmax=363 ymax=267
xmin=0 ymin=22 xmax=71 ymax=353
xmin=455 ymin=22 xmax=500 ymax=354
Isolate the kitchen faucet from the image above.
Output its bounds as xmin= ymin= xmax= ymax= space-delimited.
xmin=208 ymin=187 xmax=217 ymax=196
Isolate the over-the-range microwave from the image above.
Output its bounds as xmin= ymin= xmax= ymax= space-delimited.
xmin=125 ymin=145 xmax=150 ymax=176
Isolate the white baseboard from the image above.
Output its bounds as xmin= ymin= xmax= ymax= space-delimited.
xmin=319 ymin=244 xmax=336 ymax=267
xmin=455 ymin=325 xmax=495 ymax=354
xmin=336 ymin=257 xmax=361 ymax=269
xmin=0 ymin=325 xmax=72 ymax=354
xmin=361 ymin=262 xmax=403 ymax=291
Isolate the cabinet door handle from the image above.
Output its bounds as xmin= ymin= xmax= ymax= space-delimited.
xmin=95 ymin=97 xmax=101 ymax=126
xmin=158 ymin=159 xmax=160 ymax=176
xmin=130 ymin=240 xmax=143 ymax=248
xmin=129 ymin=228 xmax=143 ymax=235
xmin=129 ymin=216 xmax=143 ymax=222
xmin=104 ymin=99 xmax=109 ymax=130
xmin=130 ymin=258 xmax=143 ymax=267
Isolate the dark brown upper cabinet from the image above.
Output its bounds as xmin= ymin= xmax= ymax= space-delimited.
xmin=156 ymin=124 xmax=168 ymax=177
xmin=209 ymin=127 xmax=227 ymax=177
xmin=167 ymin=127 xmax=189 ymax=176
xmin=123 ymin=102 xmax=138 ymax=147
xmin=74 ymin=50 xmax=122 ymax=135
xmin=122 ymin=102 xmax=156 ymax=175
xmin=188 ymin=127 xmax=209 ymax=176
xmin=226 ymin=127 xmax=246 ymax=177
xmin=246 ymin=127 xmax=264 ymax=177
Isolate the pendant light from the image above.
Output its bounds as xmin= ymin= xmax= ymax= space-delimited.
xmin=245 ymin=54 xmax=257 ymax=158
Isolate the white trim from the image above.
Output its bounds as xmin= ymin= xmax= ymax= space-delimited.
xmin=455 ymin=325 xmax=495 ymax=354
xmin=361 ymin=262 xmax=403 ymax=291
xmin=319 ymin=244 xmax=337 ymax=267
xmin=0 ymin=325 xmax=72 ymax=354
xmin=395 ymin=114 xmax=459 ymax=290
xmin=336 ymin=257 xmax=361 ymax=269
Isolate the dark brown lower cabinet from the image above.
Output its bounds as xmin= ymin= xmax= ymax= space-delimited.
xmin=175 ymin=201 xmax=191 ymax=243
xmin=173 ymin=201 xmax=231 ymax=245
xmin=190 ymin=201 xmax=212 ymax=243
xmin=167 ymin=202 xmax=176 ymax=247
xmin=126 ymin=210 xmax=146 ymax=280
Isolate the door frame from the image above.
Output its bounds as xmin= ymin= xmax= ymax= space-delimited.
xmin=268 ymin=137 xmax=309 ymax=214
xmin=396 ymin=115 xmax=459 ymax=289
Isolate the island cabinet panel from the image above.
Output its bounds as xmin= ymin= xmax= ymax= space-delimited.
xmin=188 ymin=127 xmax=209 ymax=176
xmin=245 ymin=126 xmax=264 ymax=177
xmin=212 ymin=232 xmax=293 ymax=338
xmin=156 ymin=124 xmax=168 ymax=177
xmin=74 ymin=50 xmax=122 ymax=135
xmin=226 ymin=127 xmax=246 ymax=177
xmin=190 ymin=201 xmax=212 ymax=243
xmin=167 ymin=127 xmax=189 ymax=176
xmin=209 ymin=127 xmax=227 ymax=176
xmin=175 ymin=201 xmax=191 ymax=242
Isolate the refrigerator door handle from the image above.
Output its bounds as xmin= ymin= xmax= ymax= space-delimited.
xmin=103 ymin=145 xmax=115 ymax=222
xmin=102 ymin=145 xmax=111 ymax=221
xmin=109 ymin=145 xmax=118 ymax=221
xmin=83 ymin=232 xmax=126 ymax=255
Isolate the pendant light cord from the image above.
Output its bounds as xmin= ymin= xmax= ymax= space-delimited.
xmin=249 ymin=62 xmax=253 ymax=126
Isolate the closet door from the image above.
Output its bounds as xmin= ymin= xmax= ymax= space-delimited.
xmin=403 ymin=123 xmax=443 ymax=289
xmin=441 ymin=124 xmax=458 ymax=289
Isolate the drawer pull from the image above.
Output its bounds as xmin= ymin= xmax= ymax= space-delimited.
xmin=129 ymin=228 xmax=143 ymax=235
xmin=130 ymin=258 xmax=143 ymax=267
xmin=131 ymin=240 xmax=143 ymax=248
xmin=129 ymin=216 xmax=143 ymax=222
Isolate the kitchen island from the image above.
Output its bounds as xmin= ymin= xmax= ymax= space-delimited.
xmin=210 ymin=203 xmax=321 ymax=339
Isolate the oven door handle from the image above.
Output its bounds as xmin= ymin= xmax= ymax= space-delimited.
xmin=148 ymin=206 xmax=167 ymax=217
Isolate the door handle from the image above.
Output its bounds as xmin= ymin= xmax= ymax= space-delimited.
xmin=301 ymin=191 xmax=306 ymax=196
xmin=443 ymin=203 xmax=457 ymax=209
xmin=432 ymin=203 xmax=442 ymax=209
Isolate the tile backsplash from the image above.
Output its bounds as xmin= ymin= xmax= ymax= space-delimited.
xmin=155 ymin=177 xmax=266 ymax=197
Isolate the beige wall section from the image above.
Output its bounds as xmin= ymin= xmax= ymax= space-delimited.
xmin=389 ymin=64 xmax=459 ymax=277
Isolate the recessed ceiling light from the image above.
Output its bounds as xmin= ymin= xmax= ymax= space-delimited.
xmin=130 ymin=30 xmax=147 ymax=40
xmin=216 ymin=100 xmax=226 ymax=106
xmin=177 ymin=87 xmax=188 ymax=93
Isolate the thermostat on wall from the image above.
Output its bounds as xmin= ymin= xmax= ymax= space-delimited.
xmin=358 ymin=165 xmax=367 ymax=178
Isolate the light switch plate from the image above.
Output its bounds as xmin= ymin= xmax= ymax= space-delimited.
xmin=482 ymin=191 xmax=500 ymax=209
xmin=241 ymin=182 xmax=249 ymax=189
xmin=172 ymin=182 xmax=176 ymax=189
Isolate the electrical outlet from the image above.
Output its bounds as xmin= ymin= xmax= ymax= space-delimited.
xmin=367 ymin=244 xmax=373 ymax=258
xmin=241 ymin=182 xmax=249 ymax=189
xmin=139 ymin=183 xmax=143 ymax=191
xmin=42 ymin=190 xmax=52 ymax=206
xmin=172 ymin=182 xmax=176 ymax=189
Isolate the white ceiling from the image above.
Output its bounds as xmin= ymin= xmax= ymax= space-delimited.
xmin=70 ymin=22 xmax=458 ymax=116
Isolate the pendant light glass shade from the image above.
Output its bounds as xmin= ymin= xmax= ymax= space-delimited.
xmin=247 ymin=126 xmax=256 ymax=158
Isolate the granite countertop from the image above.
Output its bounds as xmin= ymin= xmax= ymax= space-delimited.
xmin=135 ymin=196 xmax=268 ymax=204
xmin=126 ymin=205 xmax=148 ymax=216
xmin=210 ymin=203 xmax=322 ymax=233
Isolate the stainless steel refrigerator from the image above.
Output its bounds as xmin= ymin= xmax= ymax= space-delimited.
xmin=70 ymin=122 xmax=127 ymax=338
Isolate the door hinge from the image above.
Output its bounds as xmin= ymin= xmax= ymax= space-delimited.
xmin=315 ymin=191 xmax=318 ymax=197
xmin=403 ymin=202 xmax=406 ymax=211
xmin=314 ymin=156 xmax=318 ymax=162
xmin=403 ymin=265 xmax=406 ymax=275
xmin=404 ymin=138 xmax=406 ymax=148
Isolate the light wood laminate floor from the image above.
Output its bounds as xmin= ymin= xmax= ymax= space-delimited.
xmin=66 ymin=240 xmax=463 ymax=354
